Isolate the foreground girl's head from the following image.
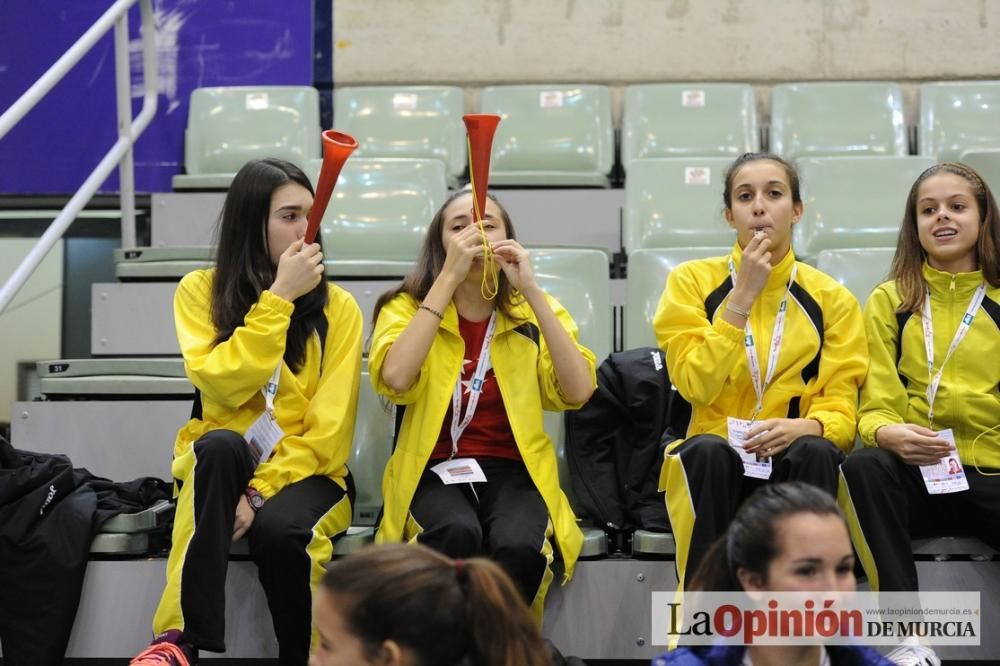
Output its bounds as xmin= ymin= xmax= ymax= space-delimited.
xmin=310 ymin=544 xmax=550 ymax=666
xmin=689 ymin=482 xmax=855 ymax=594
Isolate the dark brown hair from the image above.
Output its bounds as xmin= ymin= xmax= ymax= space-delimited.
xmin=891 ymin=162 xmax=1000 ymax=312
xmin=687 ymin=482 xmax=845 ymax=592
xmin=320 ymin=543 xmax=551 ymax=666
xmin=722 ymin=152 xmax=802 ymax=210
xmin=370 ymin=190 xmax=524 ymax=327
xmin=210 ymin=158 xmax=328 ymax=373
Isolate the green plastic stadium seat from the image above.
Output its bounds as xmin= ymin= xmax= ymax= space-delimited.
xmin=624 ymin=158 xmax=735 ymax=253
xmin=770 ymin=82 xmax=907 ymax=160
xmin=479 ymin=85 xmax=614 ymax=187
xmin=814 ymin=248 xmax=896 ymax=307
xmin=336 ymin=363 xmax=394 ymax=556
xmin=531 ymin=248 xmax=612 ymax=362
xmin=304 ymin=158 xmax=447 ymax=277
xmin=632 ymin=530 xmax=677 ymax=557
xmin=920 ymin=81 xmax=1000 ymax=161
xmin=173 ymin=86 xmax=321 ymax=190
xmin=333 ymin=86 xmax=466 ymax=187
xmin=622 ymin=83 xmax=758 ymax=170
xmin=532 ymin=248 xmax=612 ymax=558
xmin=625 ymin=248 xmax=729 ymax=351
xmin=795 ymin=156 xmax=935 ymax=260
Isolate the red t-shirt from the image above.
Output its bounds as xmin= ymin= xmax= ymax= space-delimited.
xmin=431 ymin=314 xmax=521 ymax=461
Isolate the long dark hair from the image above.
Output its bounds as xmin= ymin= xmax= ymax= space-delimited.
xmin=891 ymin=161 xmax=1000 ymax=313
xmin=211 ymin=158 xmax=328 ymax=373
xmin=370 ymin=190 xmax=524 ymax=327
xmin=687 ymin=482 xmax=844 ymax=592
xmin=320 ymin=544 xmax=551 ymax=666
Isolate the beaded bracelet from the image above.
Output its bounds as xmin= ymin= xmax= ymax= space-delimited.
xmin=418 ymin=303 xmax=444 ymax=320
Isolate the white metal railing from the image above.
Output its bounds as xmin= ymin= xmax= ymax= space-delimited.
xmin=0 ymin=0 xmax=157 ymax=314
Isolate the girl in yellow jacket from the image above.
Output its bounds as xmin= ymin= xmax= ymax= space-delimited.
xmin=840 ymin=162 xmax=1000 ymax=593
xmin=132 ymin=159 xmax=362 ymax=666
xmin=654 ymin=153 xmax=867 ymax=590
xmin=369 ymin=190 xmax=596 ymax=622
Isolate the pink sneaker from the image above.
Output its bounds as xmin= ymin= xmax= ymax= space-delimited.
xmin=129 ymin=630 xmax=194 ymax=666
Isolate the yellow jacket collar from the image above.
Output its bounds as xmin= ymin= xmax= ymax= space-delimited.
xmin=439 ymin=296 xmax=532 ymax=336
xmin=730 ymin=242 xmax=797 ymax=289
xmin=922 ymin=262 xmax=984 ymax=298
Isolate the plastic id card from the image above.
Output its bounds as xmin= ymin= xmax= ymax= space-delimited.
xmin=430 ymin=457 xmax=488 ymax=485
xmin=727 ymin=417 xmax=772 ymax=480
xmin=919 ymin=429 xmax=970 ymax=495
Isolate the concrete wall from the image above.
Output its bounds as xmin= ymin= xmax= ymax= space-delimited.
xmin=334 ymin=0 xmax=1000 ymax=85
xmin=334 ymin=0 xmax=1000 ymax=122
xmin=0 ymin=239 xmax=62 ymax=423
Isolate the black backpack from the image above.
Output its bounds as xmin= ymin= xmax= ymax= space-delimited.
xmin=565 ymin=347 xmax=690 ymax=535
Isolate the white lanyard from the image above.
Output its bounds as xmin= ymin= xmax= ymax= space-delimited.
xmin=921 ymin=282 xmax=986 ymax=426
xmin=261 ymin=364 xmax=281 ymax=418
xmin=728 ymin=258 xmax=797 ymax=421
xmin=449 ymin=310 xmax=497 ymax=458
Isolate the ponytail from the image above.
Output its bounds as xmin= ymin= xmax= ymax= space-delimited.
xmin=320 ymin=544 xmax=550 ymax=666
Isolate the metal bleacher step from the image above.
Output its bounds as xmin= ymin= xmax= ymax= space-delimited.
xmin=114 ymin=246 xmax=421 ymax=281
xmin=114 ymin=246 xmax=212 ymax=280
xmin=149 ymin=190 xmax=626 ymax=253
xmin=37 ymin=358 xmax=192 ymax=397
xmin=15 ymin=386 xmax=184 ymax=556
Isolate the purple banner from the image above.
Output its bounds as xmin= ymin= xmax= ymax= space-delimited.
xmin=0 ymin=0 xmax=313 ymax=194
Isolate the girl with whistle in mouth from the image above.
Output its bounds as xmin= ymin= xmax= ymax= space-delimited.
xmin=653 ymin=153 xmax=867 ymax=590
xmin=840 ymin=162 xmax=1000 ymax=596
xmin=368 ymin=189 xmax=596 ymax=623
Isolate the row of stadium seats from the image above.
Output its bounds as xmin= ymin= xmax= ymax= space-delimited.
xmin=148 ymin=154 xmax=932 ymax=271
xmin=108 ymin=246 xmax=891 ymax=360
xmin=173 ymin=81 xmax=1000 ymax=190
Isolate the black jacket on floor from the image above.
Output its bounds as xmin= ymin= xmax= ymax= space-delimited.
xmin=0 ymin=437 xmax=170 ymax=666
xmin=565 ymin=347 xmax=690 ymax=533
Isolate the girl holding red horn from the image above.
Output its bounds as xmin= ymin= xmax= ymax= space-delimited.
xmin=131 ymin=158 xmax=363 ymax=666
xmin=368 ymin=189 xmax=597 ymax=622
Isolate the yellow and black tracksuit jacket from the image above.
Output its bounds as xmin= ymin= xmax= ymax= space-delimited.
xmin=856 ymin=264 xmax=1000 ymax=464
xmin=368 ymin=291 xmax=596 ymax=619
xmin=653 ymin=244 xmax=867 ymax=584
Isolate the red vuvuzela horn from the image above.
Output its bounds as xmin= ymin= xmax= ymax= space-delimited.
xmin=304 ymin=130 xmax=358 ymax=244
xmin=462 ymin=114 xmax=501 ymax=222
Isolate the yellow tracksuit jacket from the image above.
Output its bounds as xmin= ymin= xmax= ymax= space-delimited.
xmin=172 ymin=269 xmax=363 ymax=498
xmin=368 ymin=291 xmax=596 ymax=582
xmin=653 ymin=244 xmax=868 ymax=455
xmin=858 ymin=264 xmax=1000 ymax=466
